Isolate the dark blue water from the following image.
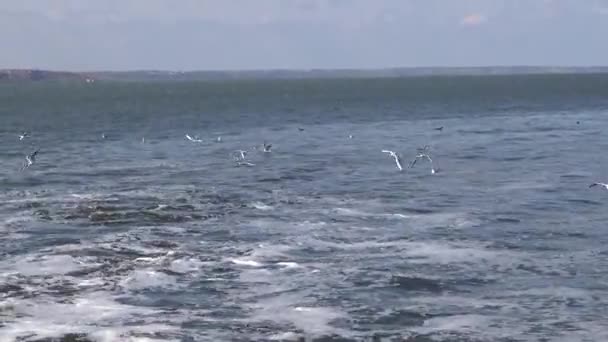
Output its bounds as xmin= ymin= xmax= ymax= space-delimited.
xmin=1 ymin=75 xmax=608 ymax=341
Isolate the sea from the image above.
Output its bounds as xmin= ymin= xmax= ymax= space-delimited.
xmin=1 ymin=74 xmax=608 ymax=342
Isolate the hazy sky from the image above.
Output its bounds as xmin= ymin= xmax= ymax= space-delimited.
xmin=1 ymin=0 xmax=607 ymax=71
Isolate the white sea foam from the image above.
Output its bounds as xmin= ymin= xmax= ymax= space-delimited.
xmin=269 ymin=305 xmax=346 ymax=335
xmin=416 ymin=314 xmax=491 ymax=334
xmin=268 ymin=331 xmax=301 ymax=341
xmin=0 ymin=293 xmax=174 ymax=341
xmin=248 ymin=291 xmax=348 ymax=337
xmin=148 ymin=204 xmax=169 ymax=212
xmin=333 ymin=207 xmax=375 ymax=217
xmin=249 ymin=243 xmax=293 ymax=260
xmin=230 ymin=258 xmax=263 ymax=267
xmin=3 ymin=213 xmax=36 ymax=227
xmin=251 ymin=201 xmax=274 ymax=211
xmin=9 ymin=254 xmax=98 ymax=277
xmin=408 ymin=212 xmax=479 ymax=229
xmin=403 ymin=241 xmax=506 ymax=265
xmin=119 ymin=269 xmax=177 ymax=290
xmin=89 ymin=329 xmax=179 ymax=342
xmin=169 ymin=257 xmax=204 ymax=273
xmin=75 ymin=277 xmax=106 ymax=288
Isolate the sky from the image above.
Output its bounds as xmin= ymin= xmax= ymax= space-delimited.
xmin=1 ymin=0 xmax=607 ymax=71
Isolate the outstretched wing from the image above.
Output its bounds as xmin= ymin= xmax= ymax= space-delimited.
xmin=394 ymin=157 xmax=403 ymax=171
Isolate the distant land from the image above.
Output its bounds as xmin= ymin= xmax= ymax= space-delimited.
xmin=2 ymin=66 xmax=608 ymax=82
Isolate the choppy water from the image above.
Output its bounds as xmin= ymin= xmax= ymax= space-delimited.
xmin=2 ymin=74 xmax=608 ymax=341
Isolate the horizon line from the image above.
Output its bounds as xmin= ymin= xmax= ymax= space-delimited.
xmin=2 ymin=65 xmax=608 ymax=74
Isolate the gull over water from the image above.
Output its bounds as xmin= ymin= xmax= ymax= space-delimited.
xmin=185 ymin=134 xmax=203 ymax=143
xmin=21 ymin=148 xmax=40 ymax=171
xmin=382 ymin=150 xmax=404 ymax=171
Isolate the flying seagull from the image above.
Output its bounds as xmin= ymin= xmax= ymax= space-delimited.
xmin=382 ymin=150 xmax=404 ymax=171
xmin=234 ymin=150 xmax=248 ymax=160
xmin=18 ymin=132 xmax=29 ymax=141
xmin=232 ymin=150 xmax=255 ymax=166
xmin=185 ymin=134 xmax=203 ymax=143
xmin=21 ymin=148 xmax=40 ymax=171
xmin=101 ymin=133 xmax=106 ymax=140
xmin=409 ymin=153 xmax=433 ymax=169
xmin=434 ymin=126 xmax=444 ymax=131
xmin=589 ymin=183 xmax=608 ymax=190
xmin=263 ymin=141 xmax=272 ymax=153
xmin=298 ymin=127 xmax=305 ymax=132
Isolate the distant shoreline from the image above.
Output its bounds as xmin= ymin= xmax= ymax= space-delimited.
xmin=2 ymin=66 xmax=608 ymax=82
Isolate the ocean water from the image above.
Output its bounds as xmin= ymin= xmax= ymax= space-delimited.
xmin=1 ymin=74 xmax=608 ymax=341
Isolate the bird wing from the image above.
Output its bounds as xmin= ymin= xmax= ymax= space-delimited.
xmin=395 ymin=158 xmax=403 ymax=171
xmin=409 ymin=158 xmax=417 ymax=168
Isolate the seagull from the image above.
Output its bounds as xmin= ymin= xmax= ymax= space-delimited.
xmin=21 ymin=148 xmax=40 ymax=170
xmin=298 ymin=127 xmax=305 ymax=132
xmin=101 ymin=133 xmax=106 ymax=139
xmin=216 ymin=136 xmax=222 ymax=143
xmin=232 ymin=150 xmax=255 ymax=166
xmin=263 ymin=141 xmax=272 ymax=153
xmin=234 ymin=150 xmax=248 ymax=160
xmin=18 ymin=132 xmax=29 ymax=141
xmin=434 ymin=126 xmax=444 ymax=131
xmin=589 ymin=183 xmax=608 ymax=190
xmin=382 ymin=150 xmax=404 ymax=171
xmin=348 ymin=134 xmax=353 ymax=139
xmin=409 ymin=153 xmax=433 ymax=169
xmin=185 ymin=134 xmax=203 ymax=143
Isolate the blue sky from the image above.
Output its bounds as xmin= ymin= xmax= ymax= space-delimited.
xmin=1 ymin=0 xmax=607 ymax=71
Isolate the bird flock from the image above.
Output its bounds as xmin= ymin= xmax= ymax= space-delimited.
xmin=14 ymin=127 xmax=607 ymax=190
